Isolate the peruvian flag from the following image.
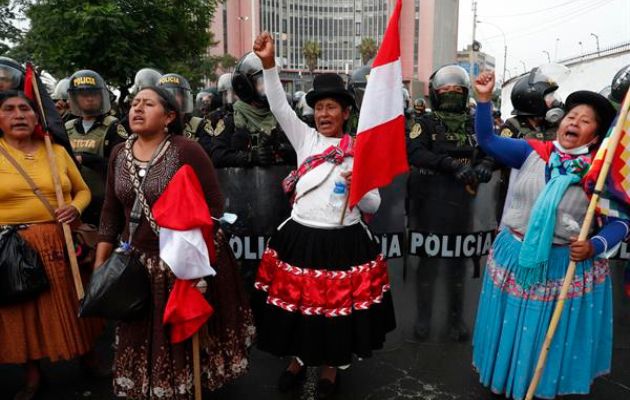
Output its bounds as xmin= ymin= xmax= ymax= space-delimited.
xmin=348 ymin=0 xmax=408 ymax=208
xmin=153 ymin=165 xmax=216 ymax=343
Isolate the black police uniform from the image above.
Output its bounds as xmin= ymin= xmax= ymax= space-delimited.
xmin=407 ymin=111 xmax=496 ymax=341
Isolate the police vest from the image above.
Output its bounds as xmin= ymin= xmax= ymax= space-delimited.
xmin=422 ymin=113 xmax=476 ymax=160
xmin=502 ymin=117 xmax=556 ymax=141
xmin=184 ymin=116 xmax=214 ymax=141
xmin=66 ymin=115 xmax=117 ymax=157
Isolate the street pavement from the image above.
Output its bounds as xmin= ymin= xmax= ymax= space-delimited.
xmin=2 ymin=257 xmax=629 ymax=399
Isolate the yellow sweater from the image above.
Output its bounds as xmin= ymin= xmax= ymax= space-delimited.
xmin=0 ymin=138 xmax=91 ymax=224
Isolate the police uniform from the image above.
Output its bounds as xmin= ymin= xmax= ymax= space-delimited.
xmin=66 ymin=115 xmax=126 ymax=224
xmin=407 ymin=110 xmax=496 ymax=341
xmin=500 ymin=116 xmax=556 ymax=140
xmin=183 ymin=115 xmax=214 ymax=156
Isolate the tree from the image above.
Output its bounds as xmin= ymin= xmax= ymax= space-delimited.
xmin=302 ymin=40 xmax=321 ymax=74
xmin=10 ymin=0 xmax=220 ymax=94
xmin=0 ymin=0 xmax=23 ymax=53
xmin=358 ymin=37 xmax=377 ymax=65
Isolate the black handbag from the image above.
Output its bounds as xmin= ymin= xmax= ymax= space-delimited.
xmin=78 ymin=246 xmax=150 ymax=320
xmin=0 ymin=226 xmax=50 ymax=305
xmin=78 ymin=135 xmax=169 ymax=321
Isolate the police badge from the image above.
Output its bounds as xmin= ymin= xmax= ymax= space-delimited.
xmin=409 ymin=123 xmax=422 ymax=139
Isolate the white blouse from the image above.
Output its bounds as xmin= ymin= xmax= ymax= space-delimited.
xmin=263 ymin=67 xmax=380 ymax=228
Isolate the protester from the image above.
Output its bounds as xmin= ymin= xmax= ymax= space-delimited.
xmin=472 ymin=70 xmax=628 ymax=399
xmin=95 ymin=86 xmax=253 ymax=399
xmin=0 ymin=91 xmax=102 ymax=400
xmin=251 ymin=32 xmax=395 ymax=399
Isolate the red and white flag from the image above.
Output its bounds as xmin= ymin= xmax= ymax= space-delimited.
xmin=153 ymin=165 xmax=216 ymax=343
xmin=348 ymin=0 xmax=408 ymax=208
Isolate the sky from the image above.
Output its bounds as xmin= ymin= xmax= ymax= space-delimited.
xmin=457 ymin=0 xmax=630 ymax=81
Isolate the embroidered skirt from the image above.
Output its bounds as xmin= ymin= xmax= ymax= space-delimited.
xmin=253 ymin=219 xmax=396 ymax=367
xmin=472 ymin=229 xmax=612 ymax=399
xmin=113 ymin=231 xmax=255 ymax=399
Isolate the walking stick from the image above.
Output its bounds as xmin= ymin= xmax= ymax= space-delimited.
xmin=525 ymin=90 xmax=630 ymax=400
xmin=192 ymin=332 xmax=202 ymax=400
xmin=29 ymin=65 xmax=85 ymax=300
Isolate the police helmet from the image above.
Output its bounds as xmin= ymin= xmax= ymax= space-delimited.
xmin=610 ymin=64 xmax=630 ymax=105
xmin=232 ymin=52 xmax=266 ymax=104
xmin=52 ymin=77 xmax=71 ymax=101
xmin=157 ymin=73 xmax=194 ymax=114
xmin=428 ymin=65 xmax=470 ymax=113
xmin=134 ymin=68 xmax=162 ymax=91
xmin=293 ymin=90 xmax=306 ymax=105
xmin=67 ymin=69 xmax=110 ymax=117
xmin=510 ymin=68 xmax=560 ymax=117
xmin=413 ymin=98 xmax=426 ymax=112
xmin=0 ymin=56 xmax=24 ymax=92
xmin=296 ymin=92 xmax=314 ymax=117
xmin=347 ymin=63 xmax=371 ymax=110
xmin=217 ymin=73 xmax=234 ymax=106
xmin=195 ymin=87 xmax=221 ymax=113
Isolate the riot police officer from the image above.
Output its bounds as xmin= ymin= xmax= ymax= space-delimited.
xmin=51 ymin=77 xmax=74 ymax=122
xmin=157 ymin=73 xmax=214 ymax=155
xmin=500 ymin=67 xmax=563 ymax=140
xmin=609 ymin=64 xmax=630 ymax=108
xmin=195 ymin=87 xmax=222 ymax=118
xmin=413 ymin=98 xmax=427 ymax=119
xmin=66 ymin=69 xmax=125 ymax=224
xmin=347 ymin=63 xmax=372 ymax=134
xmin=205 ymin=73 xmax=235 ymax=145
xmin=0 ymin=56 xmax=24 ymax=92
xmin=210 ymin=52 xmax=295 ymax=168
xmin=407 ymin=65 xmax=495 ymax=342
xmin=295 ymin=91 xmax=315 ymax=128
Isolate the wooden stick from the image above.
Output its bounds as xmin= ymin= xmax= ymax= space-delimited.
xmin=525 ymin=89 xmax=630 ymax=400
xmin=30 ymin=65 xmax=84 ymax=300
xmin=192 ymin=332 xmax=202 ymax=400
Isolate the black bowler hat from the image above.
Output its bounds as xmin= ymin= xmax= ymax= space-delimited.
xmin=305 ymin=73 xmax=356 ymax=109
xmin=565 ymin=90 xmax=617 ymax=138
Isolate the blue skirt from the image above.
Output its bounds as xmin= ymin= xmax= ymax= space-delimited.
xmin=472 ymin=229 xmax=612 ymax=399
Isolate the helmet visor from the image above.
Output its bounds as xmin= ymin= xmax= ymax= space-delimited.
xmin=0 ymin=64 xmax=23 ymax=91
xmin=432 ymin=66 xmax=470 ymax=91
xmin=68 ymin=88 xmax=110 ymax=117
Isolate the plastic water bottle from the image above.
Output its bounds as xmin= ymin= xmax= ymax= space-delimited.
xmin=328 ymin=179 xmax=347 ymax=215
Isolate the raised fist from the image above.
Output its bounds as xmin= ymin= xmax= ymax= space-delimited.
xmin=253 ymin=32 xmax=275 ymax=69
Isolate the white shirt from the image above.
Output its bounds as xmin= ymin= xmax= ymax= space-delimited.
xmin=263 ymin=68 xmax=380 ymax=228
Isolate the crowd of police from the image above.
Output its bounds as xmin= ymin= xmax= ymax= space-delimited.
xmin=1 ymin=53 xmax=630 ymax=350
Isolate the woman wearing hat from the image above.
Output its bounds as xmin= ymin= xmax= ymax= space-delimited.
xmin=251 ymin=32 xmax=395 ymax=398
xmin=471 ymin=70 xmax=628 ymax=399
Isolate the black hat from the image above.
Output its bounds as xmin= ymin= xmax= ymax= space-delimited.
xmin=306 ymin=73 xmax=356 ymax=109
xmin=565 ymin=90 xmax=617 ymax=137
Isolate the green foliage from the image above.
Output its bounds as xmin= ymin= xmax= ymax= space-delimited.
xmin=302 ymin=40 xmax=321 ymax=73
xmin=10 ymin=0 xmax=220 ymax=91
xmin=357 ymin=37 xmax=377 ymax=65
xmin=0 ymin=0 xmax=23 ymax=53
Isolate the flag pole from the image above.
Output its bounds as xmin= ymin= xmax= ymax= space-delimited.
xmin=192 ymin=332 xmax=202 ymax=400
xmin=525 ymin=89 xmax=630 ymax=400
xmin=28 ymin=63 xmax=85 ymax=300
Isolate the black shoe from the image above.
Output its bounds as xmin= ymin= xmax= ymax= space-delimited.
xmin=277 ymin=365 xmax=306 ymax=392
xmin=317 ymin=374 xmax=339 ymax=399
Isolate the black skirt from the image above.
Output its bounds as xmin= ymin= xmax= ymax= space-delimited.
xmin=252 ymin=219 xmax=396 ymax=366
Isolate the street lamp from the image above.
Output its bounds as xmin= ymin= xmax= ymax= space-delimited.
xmin=478 ymin=20 xmax=508 ymax=84
xmin=520 ymin=60 xmax=527 ymax=74
xmin=590 ymin=33 xmax=600 ymax=53
xmin=542 ymin=50 xmax=551 ymax=63
xmin=578 ymin=41 xmax=584 ymax=55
